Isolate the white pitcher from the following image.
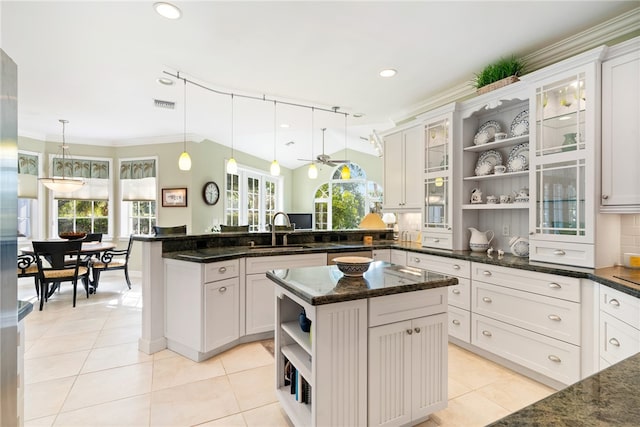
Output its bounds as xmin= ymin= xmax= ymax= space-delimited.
xmin=468 ymin=227 xmax=494 ymax=252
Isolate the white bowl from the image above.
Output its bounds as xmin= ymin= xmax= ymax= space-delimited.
xmin=333 ymin=256 xmax=373 ymax=277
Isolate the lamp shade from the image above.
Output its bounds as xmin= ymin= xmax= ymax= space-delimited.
xmin=40 ymin=177 xmax=85 ymax=193
xmin=178 ymin=151 xmax=191 ymax=171
xmin=226 ymin=158 xmax=238 ymax=174
xmin=308 ymin=163 xmax=318 ymax=179
xmin=270 ymin=160 xmax=280 ymax=176
xmin=382 ymin=213 xmax=397 ymax=225
xmin=358 ymin=213 xmax=386 ymax=229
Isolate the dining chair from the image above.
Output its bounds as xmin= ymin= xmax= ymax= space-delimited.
xmin=17 ymin=253 xmax=40 ymax=299
xmin=65 ymin=232 xmax=104 ymax=267
xmin=32 ymin=240 xmax=90 ymax=310
xmin=152 ymin=225 xmax=187 ymax=235
xmin=89 ymin=237 xmax=134 ymax=289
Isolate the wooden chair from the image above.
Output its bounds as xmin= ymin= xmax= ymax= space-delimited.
xmin=32 ymin=240 xmax=90 ymax=310
xmin=17 ymin=253 xmax=40 ymax=299
xmin=65 ymin=232 xmax=104 ymax=267
xmin=152 ymin=225 xmax=187 ymax=235
xmin=89 ymin=238 xmax=134 ymax=289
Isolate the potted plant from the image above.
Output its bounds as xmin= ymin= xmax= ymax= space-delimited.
xmin=473 ymin=55 xmax=526 ymax=94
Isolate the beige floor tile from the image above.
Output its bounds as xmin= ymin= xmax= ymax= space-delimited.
xmin=228 ymin=364 xmax=277 ymax=411
xmin=24 ymin=350 xmax=89 ymax=385
xmin=448 ymin=353 xmax=515 ymax=391
xmin=197 ymin=413 xmax=247 ymax=426
xmin=81 ymin=341 xmax=153 ymax=373
xmin=24 ymin=415 xmax=56 ymax=427
xmin=61 ymin=361 xmax=153 ymax=412
xmin=431 ymin=390 xmax=511 ymax=427
xmin=242 ymin=402 xmax=291 ymax=427
xmin=41 ymin=315 xmax=108 ymax=338
xmin=413 ymin=417 xmax=439 ymax=427
xmin=24 ymin=376 xmax=75 ymax=420
xmin=54 ymin=394 xmax=151 ymax=427
xmin=475 ymin=373 xmax=555 ymax=412
xmin=149 ymin=376 xmax=240 ymax=426
xmin=220 ymin=341 xmax=274 ymax=374
xmin=152 ymin=352 xmax=226 ymax=391
xmin=152 ymin=348 xmax=180 ymax=361
xmin=93 ymin=324 xmax=141 ymax=348
xmin=103 ymin=312 xmax=141 ymax=330
xmin=448 ymin=376 xmax=472 ymax=400
xmin=25 ymin=331 xmax=99 ymax=359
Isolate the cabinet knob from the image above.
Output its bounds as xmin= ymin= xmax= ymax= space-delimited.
xmin=447 ymin=227 xmax=452 ymax=231
xmin=218 ymin=266 xmax=227 ymax=274
xmin=414 ymin=327 xmax=421 ymax=333
xmin=609 ymin=298 xmax=620 ymax=307
xmin=548 ymin=314 xmax=562 ymax=322
xmin=553 ymin=249 xmax=566 ymax=256
xmin=406 ymin=329 xmax=413 ymax=335
xmin=414 ymin=258 xmax=420 ymax=263
xmin=452 ymin=319 xmax=461 ymax=326
xmin=602 ymin=194 xmax=609 ymax=200
xmin=452 ymin=264 xmax=461 ymax=270
xmin=548 ymin=355 xmax=562 ymax=363
xmin=548 ymin=282 xmax=562 ymax=289
xmin=482 ymin=296 xmax=492 ymax=303
xmin=452 ymin=289 xmax=461 ymax=295
xmin=609 ymin=337 xmax=621 ymax=347
xmin=219 ymin=286 xmax=227 ymax=293
xmin=482 ymin=330 xmax=492 ymax=337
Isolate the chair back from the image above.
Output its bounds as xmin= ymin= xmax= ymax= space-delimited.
xmin=84 ymin=233 xmax=103 ymax=242
xmin=32 ymin=240 xmax=83 ymax=270
xmin=17 ymin=253 xmax=38 ymax=275
xmin=152 ymin=225 xmax=187 ymax=236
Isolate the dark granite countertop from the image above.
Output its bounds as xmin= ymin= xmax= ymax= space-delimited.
xmin=488 ymin=352 xmax=640 ymax=427
xmin=18 ymin=300 xmax=33 ymax=321
xmin=266 ymin=261 xmax=457 ymax=305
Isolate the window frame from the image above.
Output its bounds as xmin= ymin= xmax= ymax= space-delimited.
xmin=118 ymin=156 xmax=158 ymax=237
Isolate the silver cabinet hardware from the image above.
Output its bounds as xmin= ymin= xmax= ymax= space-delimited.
xmin=609 ymin=299 xmax=620 ymax=307
xmin=482 ymin=330 xmax=492 ymax=337
xmin=452 ymin=319 xmax=461 ymax=326
xmin=218 ymin=266 xmax=227 ymax=274
xmin=602 ymin=194 xmax=609 ymax=200
xmin=414 ymin=327 xmax=421 ymax=333
xmin=548 ymin=355 xmax=561 ymax=363
xmin=548 ymin=314 xmax=562 ymax=321
xmin=482 ymin=296 xmax=492 ymax=303
xmin=219 ymin=287 xmax=227 ymax=293
xmin=548 ymin=282 xmax=562 ymax=289
xmin=452 ymin=289 xmax=461 ymax=295
xmin=553 ymin=249 xmax=566 ymax=256
xmin=609 ymin=338 xmax=620 ymax=347
xmin=452 ymin=264 xmax=461 ymax=270
xmin=406 ymin=329 xmax=413 ymax=335
xmin=433 ymin=239 xmax=440 ymax=243
xmin=482 ymin=270 xmax=492 ymax=276
xmin=413 ymin=257 xmax=420 ymax=263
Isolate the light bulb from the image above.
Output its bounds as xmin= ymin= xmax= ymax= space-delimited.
xmin=308 ymin=163 xmax=318 ymax=179
xmin=226 ymin=158 xmax=238 ymax=174
xmin=341 ymin=164 xmax=351 ymax=180
xmin=435 ymin=177 xmax=444 ymax=187
xmin=178 ymin=151 xmax=192 ymax=171
xmin=270 ymin=160 xmax=280 ymax=176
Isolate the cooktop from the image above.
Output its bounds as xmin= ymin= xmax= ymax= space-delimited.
xmin=613 ymin=269 xmax=640 ymax=286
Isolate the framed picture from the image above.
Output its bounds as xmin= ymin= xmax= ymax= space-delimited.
xmin=162 ymin=188 xmax=187 ymax=207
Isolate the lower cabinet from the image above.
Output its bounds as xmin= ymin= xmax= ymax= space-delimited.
xmin=204 ymin=278 xmax=240 ymax=351
xmin=599 ymin=285 xmax=640 ymax=369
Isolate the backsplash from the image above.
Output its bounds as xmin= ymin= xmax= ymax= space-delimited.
xmin=620 ymin=214 xmax=640 ymax=260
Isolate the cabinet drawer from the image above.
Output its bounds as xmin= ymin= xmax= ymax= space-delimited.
xmin=421 ymin=232 xmax=453 ymax=250
xmin=204 ymin=277 xmax=240 ymax=352
xmin=529 ymin=240 xmax=594 ymax=268
xmin=372 ymin=249 xmax=391 ymax=263
xmin=245 ymin=253 xmax=326 ymax=274
xmin=471 ymin=262 xmax=580 ymax=302
xmin=448 ymin=278 xmax=470 ymax=311
xmin=472 ymin=314 xmax=580 ymax=385
xmin=407 ymin=253 xmax=471 ymax=279
xmin=391 ymin=249 xmax=407 ymax=266
xmin=448 ymin=305 xmax=470 ymax=343
xmin=599 ymin=311 xmax=640 ymax=367
xmin=473 ymin=282 xmax=580 ymax=345
xmin=369 ymin=288 xmax=447 ymax=327
xmin=600 ymin=285 xmax=640 ymax=329
xmin=204 ymin=259 xmax=240 ymax=283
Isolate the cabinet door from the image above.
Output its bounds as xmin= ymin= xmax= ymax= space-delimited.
xmin=403 ymin=126 xmax=424 ymax=209
xmin=599 ymin=311 xmax=640 ymax=367
xmin=369 ymin=320 xmax=412 ymax=427
xmin=245 ymin=273 xmax=276 ymax=335
xmin=383 ymin=132 xmax=404 ymax=208
xmin=372 ymin=249 xmax=391 ymax=263
xmin=204 ymin=277 xmax=239 ymax=352
xmin=601 ymin=49 xmax=640 ymax=209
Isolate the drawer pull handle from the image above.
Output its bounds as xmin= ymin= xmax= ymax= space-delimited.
xmin=548 ymin=355 xmax=561 ymax=363
xmin=219 ymin=287 xmax=227 ymax=293
xmin=609 ymin=299 xmax=620 ymax=307
xmin=548 ymin=282 xmax=562 ymax=289
xmin=414 ymin=327 xmax=421 ymax=333
xmin=433 ymin=239 xmax=440 ymax=243
xmin=609 ymin=338 xmax=620 ymax=347
xmin=452 ymin=289 xmax=461 ymax=295
xmin=482 ymin=296 xmax=492 ymax=303
xmin=602 ymin=194 xmax=609 ymax=200
xmin=553 ymin=249 xmax=566 ymax=256
xmin=414 ymin=258 xmax=420 ymax=263
xmin=483 ymin=270 xmax=492 ymax=276
xmin=453 ymin=264 xmax=461 ymax=270
xmin=218 ymin=266 xmax=227 ymax=274
xmin=548 ymin=314 xmax=562 ymax=322
xmin=452 ymin=319 xmax=461 ymax=326
xmin=482 ymin=330 xmax=492 ymax=337
xmin=406 ymin=329 xmax=413 ymax=335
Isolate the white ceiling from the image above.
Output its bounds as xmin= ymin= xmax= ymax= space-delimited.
xmin=1 ymin=1 xmax=637 ymax=169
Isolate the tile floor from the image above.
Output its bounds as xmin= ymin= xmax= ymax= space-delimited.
xmin=18 ymin=273 xmax=555 ymax=427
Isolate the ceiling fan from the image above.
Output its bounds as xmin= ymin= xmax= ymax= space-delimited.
xmin=298 ymin=128 xmax=350 ymax=166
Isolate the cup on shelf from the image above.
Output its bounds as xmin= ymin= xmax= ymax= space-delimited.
xmin=494 ymin=165 xmax=506 ymax=174
xmin=486 ymin=195 xmax=498 ymax=204
xmin=499 ymin=194 xmax=512 ymax=204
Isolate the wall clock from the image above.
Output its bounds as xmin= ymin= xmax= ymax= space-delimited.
xmin=202 ymin=181 xmax=220 ymax=205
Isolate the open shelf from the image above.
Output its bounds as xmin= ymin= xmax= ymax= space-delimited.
xmin=463 ymin=170 xmax=529 ymax=181
xmin=462 ymin=203 xmax=529 ymax=210
xmin=464 ymin=134 xmax=529 ymax=152
xmin=276 ymin=388 xmax=312 ymax=426
xmin=282 ymin=321 xmax=312 ymax=355
xmin=281 ymin=344 xmax=313 ymax=385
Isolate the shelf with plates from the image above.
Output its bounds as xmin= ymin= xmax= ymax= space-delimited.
xmin=463 ymin=134 xmax=529 ymax=153
xmin=463 ymin=170 xmax=528 ymax=181
xmin=462 ymin=203 xmax=529 ymax=210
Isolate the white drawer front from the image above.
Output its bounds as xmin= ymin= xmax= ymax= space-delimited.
xmin=473 ymin=282 xmax=580 ymax=345
xmin=448 ymin=305 xmax=470 ymax=343
xmin=390 ymin=249 xmax=407 ymax=266
xmin=529 ymin=240 xmax=594 ymax=268
xmin=448 ymin=278 xmax=471 ymax=311
xmin=369 ymin=288 xmax=447 ymax=327
xmin=600 ymin=285 xmax=640 ymax=329
xmin=421 ymin=232 xmax=453 ymax=250
xmin=471 ymin=262 xmax=581 ymax=303
xmin=204 ymin=259 xmax=240 ymax=283
xmin=407 ymin=253 xmax=471 ymax=279
xmin=599 ymin=311 xmax=640 ymax=367
xmin=472 ymin=314 xmax=581 ymax=386
xmin=245 ymin=253 xmax=326 ymax=274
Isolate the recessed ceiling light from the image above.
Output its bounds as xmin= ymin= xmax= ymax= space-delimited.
xmin=157 ymin=77 xmax=174 ymax=86
xmin=154 ymin=2 xmax=181 ymax=20
xmin=379 ymin=69 xmax=397 ymax=78
xmin=280 ymin=123 xmax=290 ymax=128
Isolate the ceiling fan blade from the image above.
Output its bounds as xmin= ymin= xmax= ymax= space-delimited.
xmin=330 ymin=159 xmax=350 ymax=163
xmin=297 ymin=158 xmax=315 ymax=162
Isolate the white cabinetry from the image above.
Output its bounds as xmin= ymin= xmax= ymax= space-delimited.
xmin=391 ymin=249 xmax=407 ymax=266
xmin=245 ymin=253 xmax=326 ymax=335
xmin=599 ymin=285 xmax=640 ymax=369
xmin=383 ymin=124 xmax=423 ymax=210
xmin=372 ymin=249 xmax=391 ymax=263
xmin=601 ymin=37 xmax=640 ymax=212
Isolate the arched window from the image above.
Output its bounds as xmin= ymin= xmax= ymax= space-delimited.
xmin=313 ymin=163 xmax=383 ymax=230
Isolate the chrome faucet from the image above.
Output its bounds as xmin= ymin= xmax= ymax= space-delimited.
xmin=271 ymin=211 xmax=291 ymax=246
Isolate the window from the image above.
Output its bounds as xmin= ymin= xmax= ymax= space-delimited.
xmin=57 ymin=200 xmax=109 ymax=233
xmin=18 ymin=151 xmax=41 ymax=239
xmin=119 ymin=158 xmax=157 ymax=236
xmin=17 ymin=199 xmax=32 ymax=238
xmin=225 ymin=165 xmax=283 ymax=231
xmin=129 ymin=201 xmax=156 ymax=235
xmin=313 ymin=163 xmax=383 ymax=230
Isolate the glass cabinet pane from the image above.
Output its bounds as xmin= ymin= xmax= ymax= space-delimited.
xmin=535 ymin=73 xmax=586 ymax=156
xmin=535 ymin=159 xmax=585 ymax=236
xmin=424 ymin=177 xmax=448 ymax=229
xmin=425 ymin=119 xmax=449 ymax=173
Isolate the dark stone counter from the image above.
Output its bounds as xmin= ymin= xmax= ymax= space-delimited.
xmin=266 ymin=261 xmax=457 ymax=305
xmin=488 ymin=352 xmax=640 ymax=427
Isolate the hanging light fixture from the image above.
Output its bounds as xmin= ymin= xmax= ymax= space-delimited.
xmin=307 ymin=107 xmax=318 ymax=179
xmin=270 ymin=101 xmax=280 ymax=176
xmin=39 ymin=119 xmax=85 ymax=193
xmin=226 ymin=94 xmax=238 ymax=174
xmin=340 ymin=114 xmax=351 ymax=180
xmin=178 ymin=77 xmax=192 ymax=171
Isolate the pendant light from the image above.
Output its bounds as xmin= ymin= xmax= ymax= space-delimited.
xmin=226 ymin=94 xmax=238 ymax=174
xmin=270 ymin=100 xmax=280 ymax=176
xmin=178 ymin=78 xmax=192 ymax=171
xmin=340 ymin=114 xmax=351 ymax=180
xmin=307 ymin=107 xmax=318 ymax=179
xmin=39 ymin=119 xmax=85 ymax=193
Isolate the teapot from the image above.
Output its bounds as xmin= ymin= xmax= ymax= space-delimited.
xmin=470 ymin=188 xmax=483 ymax=204
xmin=509 ymin=236 xmax=530 ymax=257
xmin=468 ymin=227 xmax=494 ymax=252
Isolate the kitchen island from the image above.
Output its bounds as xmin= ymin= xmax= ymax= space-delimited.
xmin=267 ymin=261 xmax=457 ymax=427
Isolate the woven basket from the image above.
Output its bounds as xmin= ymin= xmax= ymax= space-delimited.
xmin=476 ymin=75 xmax=520 ymax=95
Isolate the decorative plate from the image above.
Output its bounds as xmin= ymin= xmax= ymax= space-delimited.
xmin=477 ymin=149 xmax=503 ymax=168
xmin=473 ymin=120 xmax=502 ymax=145
xmin=475 ymin=161 xmax=493 ymax=176
xmin=507 ymin=142 xmax=529 ymax=168
xmin=510 ymin=110 xmax=529 ymax=137
xmin=507 ymin=154 xmax=528 ymax=172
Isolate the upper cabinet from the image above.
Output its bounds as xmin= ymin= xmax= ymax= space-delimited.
xmin=383 ymin=124 xmax=423 ymax=210
xmin=601 ymin=37 xmax=640 ymax=213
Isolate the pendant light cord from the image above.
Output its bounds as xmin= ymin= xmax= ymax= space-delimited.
xmin=311 ymin=107 xmax=314 ymax=158
xmin=183 ymin=78 xmax=187 ymax=152
xmin=230 ymin=94 xmax=234 ymax=157
xmin=60 ymin=119 xmax=68 ymax=179
xmin=273 ymin=100 xmax=277 ymax=160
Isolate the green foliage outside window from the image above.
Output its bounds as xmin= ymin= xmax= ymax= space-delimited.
xmin=57 ymin=199 xmax=109 ymax=233
xmin=332 ymin=184 xmax=365 ymax=229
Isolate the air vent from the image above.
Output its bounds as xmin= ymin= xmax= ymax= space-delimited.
xmin=154 ymin=99 xmax=175 ymax=109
